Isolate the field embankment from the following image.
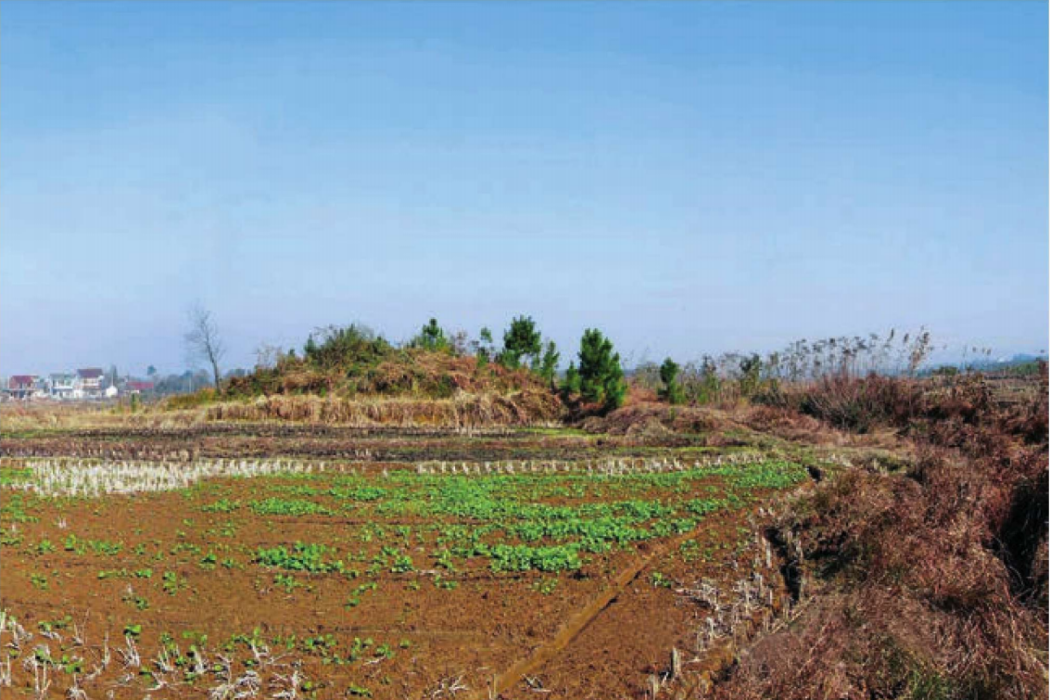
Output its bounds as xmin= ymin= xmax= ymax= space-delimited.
xmin=199 ymin=390 xmax=563 ymax=428
xmin=705 ymin=369 xmax=1049 ymax=699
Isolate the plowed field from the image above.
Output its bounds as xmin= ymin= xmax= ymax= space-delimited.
xmin=1 ymin=424 xmax=826 ymax=699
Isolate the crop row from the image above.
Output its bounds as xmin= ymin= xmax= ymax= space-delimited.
xmin=1 ymin=458 xmax=321 ymax=497
xmin=411 ymin=451 xmax=768 ymax=476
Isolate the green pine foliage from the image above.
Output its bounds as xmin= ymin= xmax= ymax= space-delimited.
xmin=659 ymin=357 xmax=684 ymax=405
xmin=539 ymin=341 xmax=560 ymax=387
xmin=576 ymin=329 xmax=626 ymax=411
xmin=303 ymin=325 xmax=392 ymax=370
xmin=499 ymin=316 xmax=542 ymax=369
xmin=475 ymin=327 xmax=495 ymax=369
xmin=411 ymin=318 xmax=450 ymax=352
xmin=561 ymin=362 xmax=581 ymax=397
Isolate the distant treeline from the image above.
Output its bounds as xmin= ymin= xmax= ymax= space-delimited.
xmin=158 ymin=313 xmax=1041 ymax=415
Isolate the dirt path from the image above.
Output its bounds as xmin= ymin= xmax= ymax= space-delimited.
xmin=474 ymin=505 xmax=769 ymax=700
xmin=473 ymin=534 xmax=686 ymax=699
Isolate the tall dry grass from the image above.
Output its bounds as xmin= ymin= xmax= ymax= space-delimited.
xmin=3 ymin=388 xmax=562 ymax=431
xmin=202 ymin=390 xmax=562 ymax=428
xmin=710 ymin=368 xmax=1049 ymax=699
xmin=0 ymin=402 xmax=203 ymax=432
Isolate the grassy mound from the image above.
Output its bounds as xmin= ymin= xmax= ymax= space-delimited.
xmin=167 ymin=326 xmax=563 ymax=426
xmin=226 ymin=348 xmax=546 ymax=400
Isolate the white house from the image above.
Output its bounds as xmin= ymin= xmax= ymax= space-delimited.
xmin=50 ymin=373 xmax=76 ymax=400
xmin=74 ymin=368 xmax=105 ymax=399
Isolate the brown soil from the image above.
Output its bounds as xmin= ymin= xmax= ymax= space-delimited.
xmin=0 ymin=422 xmax=815 ymax=700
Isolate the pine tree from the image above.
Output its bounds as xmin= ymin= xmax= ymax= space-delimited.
xmin=304 ymin=335 xmax=319 ymax=361
xmin=658 ymin=357 xmax=683 ymax=405
xmin=577 ymin=329 xmax=626 ymax=411
xmin=561 ymin=362 xmax=581 ymax=397
xmin=475 ymin=327 xmax=495 ymax=369
xmin=414 ymin=318 xmax=449 ymax=351
xmin=539 ymin=340 xmax=560 ymax=387
xmin=499 ymin=316 xmax=542 ymax=369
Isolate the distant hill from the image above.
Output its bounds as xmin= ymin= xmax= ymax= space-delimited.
xmin=926 ymin=353 xmax=1047 ymax=377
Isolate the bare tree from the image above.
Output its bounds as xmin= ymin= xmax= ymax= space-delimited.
xmin=254 ymin=343 xmax=283 ymax=371
xmin=185 ymin=305 xmax=226 ymax=394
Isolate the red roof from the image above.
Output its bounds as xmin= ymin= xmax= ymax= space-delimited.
xmin=77 ymin=368 xmax=104 ymax=379
xmin=9 ymin=375 xmax=35 ymax=389
xmin=126 ymin=381 xmax=155 ymax=391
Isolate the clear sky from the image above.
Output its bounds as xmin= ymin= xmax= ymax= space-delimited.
xmin=2 ymin=1 xmax=1047 ymax=376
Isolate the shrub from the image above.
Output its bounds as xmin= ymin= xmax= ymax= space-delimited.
xmin=794 ymin=373 xmax=923 ymax=433
xmin=303 ymin=324 xmax=392 ymax=371
xmin=680 ymin=356 xmax=721 ymax=405
xmin=738 ymin=354 xmax=763 ymax=398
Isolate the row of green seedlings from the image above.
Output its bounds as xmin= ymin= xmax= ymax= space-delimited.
xmin=222 ymin=464 xmax=804 ymax=575
xmin=2 ymin=457 xmax=324 ymax=498
xmin=250 ymin=496 xmax=726 ymax=579
xmin=413 ymin=451 xmax=767 ymax=476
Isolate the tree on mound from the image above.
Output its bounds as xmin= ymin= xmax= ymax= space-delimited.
xmin=538 ymin=340 xmax=560 ymax=389
xmin=575 ymin=329 xmax=626 ymax=412
xmin=498 ymin=316 xmax=543 ymax=369
xmin=409 ymin=318 xmax=451 ymax=352
xmin=561 ymin=362 xmax=581 ymax=398
xmin=473 ymin=327 xmax=496 ymax=369
xmin=189 ymin=317 xmax=564 ymax=407
xmin=659 ymin=357 xmax=684 ymax=405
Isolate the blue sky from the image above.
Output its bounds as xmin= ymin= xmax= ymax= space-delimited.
xmin=2 ymin=1 xmax=1046 ymax=376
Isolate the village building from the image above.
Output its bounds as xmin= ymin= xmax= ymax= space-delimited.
xmin=32 ymin=376 xmax=50 ymax=399
xmin=50 ymin=373 xmax=76 ymax=400
xmin=7 ymin=375 xmax=37 ymax=400
xmin=74 ymin=368 xmax=105 ymax=399
xmin=125 ymin=380 xmax=155 ymax=394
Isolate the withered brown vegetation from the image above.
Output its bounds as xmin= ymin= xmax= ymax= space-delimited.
xmin=708 ymin=366 xmax=1048 ymax=699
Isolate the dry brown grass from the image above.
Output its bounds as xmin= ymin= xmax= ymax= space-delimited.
xmin=225 ymin=348 xmax=548 ymax=401
xmin=3 ymin=384 xmax=563 ymax=431
xmin=710 ymin=371 xmax=1049 ymax=700
xmin=0 ymin=402 xmax=203 ymax=432
xmin=202 ymin=390 xmax=562 ymax=428
xmin=582 ymin=403 xmax=730 ymax=435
